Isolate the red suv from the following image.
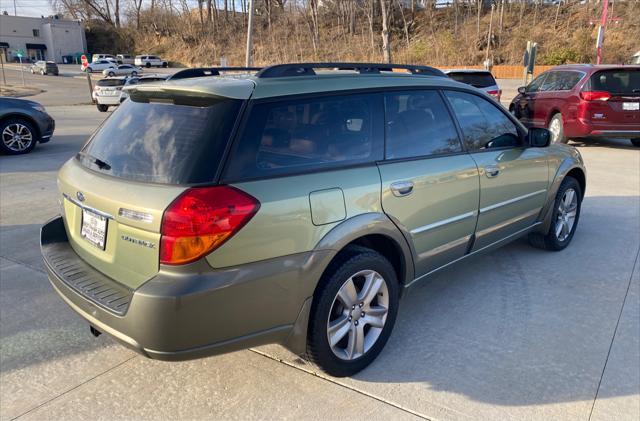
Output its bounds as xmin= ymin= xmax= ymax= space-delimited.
xmin=510 ymin=65 xmax=640 ymax=146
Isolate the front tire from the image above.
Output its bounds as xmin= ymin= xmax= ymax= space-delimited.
xmin=529 ymin=176 xmax=582 ymax=251
xmin=97 ymin=104 xmax=109 ymax=112
xmin=305 ymin=246 xmax=400 ymax=377
xmin=145 ymin=62 xmax=151 ymax=68
xmin=0 ymin=118 xmax=38 ymax=155
xmin=548 ymin=113 xmax=567 ymax=144
xmin=631 ymin=138 xmax=640 ymax=147
xmin=107 ymin=71 xmax=115 ymax=77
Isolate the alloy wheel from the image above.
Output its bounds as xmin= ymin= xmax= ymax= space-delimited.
xmin=2 ymin=123 xmax=33 ymax=152
xmin=327 ymin=270 xmax=389 ymax=361
xmin=555 ymin=188 xmax=578 ymax=242
xmin=549 ymin=117 xmax=562 ymax=143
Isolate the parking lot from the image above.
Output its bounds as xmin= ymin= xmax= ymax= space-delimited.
xmin=1 ymin=68 xmax=638 ymax=421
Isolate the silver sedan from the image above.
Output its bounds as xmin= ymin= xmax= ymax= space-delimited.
xmin=102 ymin=64 xmax=143 ymax=77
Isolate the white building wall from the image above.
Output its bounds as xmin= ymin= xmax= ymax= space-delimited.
xmin=0 ymin=14 xmax=86 ymax=63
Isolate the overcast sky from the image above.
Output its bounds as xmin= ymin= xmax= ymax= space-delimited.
xmin=0 ymin=0 xmax=55 ymax=17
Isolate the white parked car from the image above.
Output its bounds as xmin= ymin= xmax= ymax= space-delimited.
xmin=92 ymin=77 xmax=129 ymax=112
xmin=83 ymin=59 xmax=117 ymax=73
xmin=102 ymin=64 xmax=143 ymax=77
xmin=134 ymin=55 xmax=168 ymax=68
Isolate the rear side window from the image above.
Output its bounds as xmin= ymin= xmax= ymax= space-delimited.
xmin=589 ymin=69 xmax=640 ymax=95
xmin=540 ymin=71 xmax=583 ymax=91
xmin=384 ymin=90 xmax=462 ymax=159
xmin=447 ymin=71 xmax=497 ymax=88
xmin=444 ymin=90 xmax=521 ymax=151
xmin=78 ymin=98 xmax=242 ymax=184
xmin=225 ymin=93 xmax=383 ymax=180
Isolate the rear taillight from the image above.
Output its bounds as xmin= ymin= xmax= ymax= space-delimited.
xmin=580 ymin=91 xmax=611 ymax=101
xmin=487 ymin=89 xmax=502 ymax=101
xmin=160 ymin=186 xmax=260 ymax=265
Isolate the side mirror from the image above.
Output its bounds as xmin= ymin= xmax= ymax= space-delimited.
xmin=528 ymin=128 xmax=551 ymax=147
xmin=517 ymin=86 xmax=526 ymax=95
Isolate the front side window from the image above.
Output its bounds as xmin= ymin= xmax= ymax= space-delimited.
xmin=526 ymin=73 xmax=548 ymax=93
xmin=444 ymin=90 xmax=521 ymax=151
xmin=225 ymin=93 xmax=383 ymax=180
xmin=384 ymin=90 xmax=462 ymax=159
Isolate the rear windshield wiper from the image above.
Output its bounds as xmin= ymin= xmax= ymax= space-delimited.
xmin=78 ymin=152 xmax=111 ymax=171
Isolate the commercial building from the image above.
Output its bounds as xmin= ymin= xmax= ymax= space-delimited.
xmin=0 ymin=14 xmax=87 ymax=63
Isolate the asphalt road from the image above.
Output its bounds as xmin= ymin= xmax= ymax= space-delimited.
xmin=0 ymin=75 xmax=639 ymax=421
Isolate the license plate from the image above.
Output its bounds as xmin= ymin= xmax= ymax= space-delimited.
xmin=623 ymin=102 xmax=640 ymax=111
xmin=81 ymin=208 xmax=108 ymax=250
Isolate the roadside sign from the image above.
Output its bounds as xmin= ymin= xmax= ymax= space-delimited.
xmin=16 ymin=49 xmax=24 ymax=58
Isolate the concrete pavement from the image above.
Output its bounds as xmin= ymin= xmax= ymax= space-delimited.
xmin=0 ymin=91 xmax=638 ymax=420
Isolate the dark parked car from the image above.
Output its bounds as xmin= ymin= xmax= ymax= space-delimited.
xmin=0 ymin=97 xmax=55 ymax=154
xmin=510 ymin=64 xmax=640 ymax=146
xmin=30 ymin=61 xmax=59 ymax=76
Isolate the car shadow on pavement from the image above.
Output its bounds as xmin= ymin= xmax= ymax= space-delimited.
xmin=1 ymin=195 xmax=638 ymax=409
xmin=570 ymin=138 xmax=638 ymax=150
xmin=0 ymin=134 xmax=88 ymax=173
xmin=343 ymin=194 xmax=639 ymax=407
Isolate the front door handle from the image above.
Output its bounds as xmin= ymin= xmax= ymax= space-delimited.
xmin=390 ymin=181 xmax=414 ymax=197
xmin=485 ymin=165 xmax=500 ymax=178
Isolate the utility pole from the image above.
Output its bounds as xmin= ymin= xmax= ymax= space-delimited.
xmin=13 ymin=0 xmax=17 ymax=15
xmin=485 ymin=3 xmax=494 ymax=63
xmin=596 ymin=0 xmax=609 ymax=64
xmin=245 ymin=0 xmax=254 ymax=67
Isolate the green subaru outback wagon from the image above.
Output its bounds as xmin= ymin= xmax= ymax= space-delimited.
xmin=41 ymin=63 xmax=586 ymax=377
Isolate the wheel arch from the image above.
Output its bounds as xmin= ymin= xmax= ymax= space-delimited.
xmin=313 ymin=213 xmax=415 ymax=289
xmin=547 ymin=109 xmax=563 ymax=126
xmin=538 ymin=158 xmax=586 ymax=234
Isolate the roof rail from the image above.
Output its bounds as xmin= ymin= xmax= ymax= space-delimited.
xmin=167 ymin=67 xmax=262 ymax=80
xmin=256 ymin=62 xmax=446 ymax=78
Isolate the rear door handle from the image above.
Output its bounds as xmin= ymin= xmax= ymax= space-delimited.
xmin=390 ymin=181 xmax=414 ymax=197
xmin=485 ymin=165 xmax=500 ymax=178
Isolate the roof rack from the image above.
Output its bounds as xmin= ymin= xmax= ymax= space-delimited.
xmin=255 ymin=62 xmax=446 ymax=78
xmin=167 ymin=67 xmax=262 ymax=80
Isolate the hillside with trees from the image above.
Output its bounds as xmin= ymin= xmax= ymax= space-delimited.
xmin=54 ymin=0 xmax=639 ymax=67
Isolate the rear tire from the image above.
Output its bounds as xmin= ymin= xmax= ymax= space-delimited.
xmin=529 ymin=176 xmax=582 ymax=251
xmin=304 ymin=246 xmax=400 ymax=377
xmin=548 ymin=113 xmax=567 ymax=144
xmin=131 ymin=71 xmax=138 ymax=76
xmin=145 ymin=62 xmax=151 ymax=68
xmin=97 ymin=104 xmax=109 ymax=112
xmin=631 ymin=138 xmax=640 ymax=147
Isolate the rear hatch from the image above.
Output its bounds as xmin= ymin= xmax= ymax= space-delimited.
xmin=95 ymin=78 xmax=126 ymax=97
xmin=446 ymin=71 xmax=500 ymax=100
xmin=580 ymin=68 xmax=640 ymax=129
xmin=58 ymin=79 xmax=253 ymax=289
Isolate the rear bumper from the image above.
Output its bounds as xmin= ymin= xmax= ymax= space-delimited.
xmin=95 ymin=96 xmax=123 ymax=105
xmin=41 ymin=217 xmax=329 ymax=360
xmin=567 ymin=119 xmax=640 ymax=139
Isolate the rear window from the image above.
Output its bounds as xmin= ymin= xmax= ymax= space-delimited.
xmin=224 ymin=93 xmax=383 ymax=181
xmin=589 ymin=69 xmax=640 ymax=95
xmin=78 ymin=98 xmax=242 ymax=184
xmin=97 ymin=79 xmax=125 ymax=87
xmin=447 ymin=71 xmax=497 ymax=88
